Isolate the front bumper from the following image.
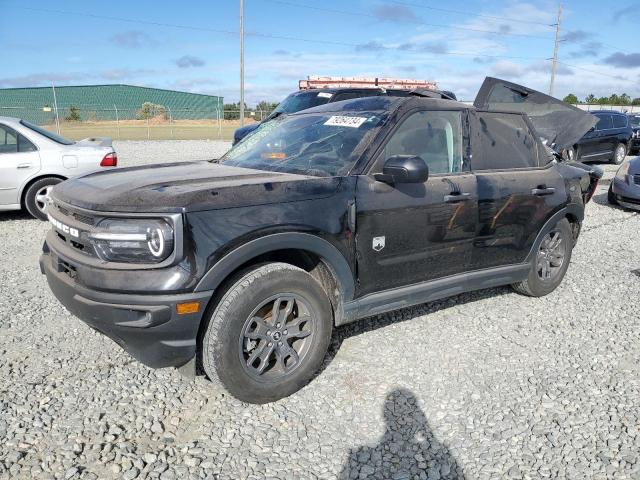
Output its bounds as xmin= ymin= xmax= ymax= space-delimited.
xmin=611 ymin=175 xmax=640 ymax=211
xmin=40 ymin=248 xmax=213 ymax=369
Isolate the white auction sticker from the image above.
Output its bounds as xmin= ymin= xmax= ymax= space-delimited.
xmin=324 ymin=116 xmax=368 ymax=128
xmin=317 ymin=92 xmax=333 ymax=99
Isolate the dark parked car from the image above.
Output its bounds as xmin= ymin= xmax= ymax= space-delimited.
xmin=564 ymin=110 xmax=632 ymax=164
xmin=627 ymin=114 xmax=640 ymax=155
xmin=40 ymin=78 xmax=601 ymax=404
xmin=609 ymin=156 xmax=640 ymax=210
xmin=233 ymin=88 xmax=456 ymax=145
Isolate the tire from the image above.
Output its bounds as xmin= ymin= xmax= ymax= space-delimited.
xmin=511 ymin=218 xmax=573 ymax=297
xmin=201 ymin=262 xmax=333 ymax=404
xmin=608 ymin=184 xmax=618 ymax=205
xmin=611 ymin=143 xmax=627 ymax=165
xmin=24 ymin=177 xmax=63 ymax=221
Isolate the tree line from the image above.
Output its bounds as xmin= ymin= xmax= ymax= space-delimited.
xmin=223 ymin=101 xmax=279 ymax=120
xmin=563 ymin=93 xmax=640 ymax=106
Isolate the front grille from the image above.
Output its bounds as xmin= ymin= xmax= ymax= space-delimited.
xmin=633 ymin=174 xmax=640 ymax=186
xmin=49 ymin=202 xmax=98 ymax=258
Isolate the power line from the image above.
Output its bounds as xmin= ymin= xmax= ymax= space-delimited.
xmin=259 ymin=0 xmax=556 ymax=41
xmin=385 ymin=0 xmax=555 ymax=27
xmin=6 ymin=5 xmax=546 ymax=60
xmin=556 ymin=61 xmax=628 ymax=80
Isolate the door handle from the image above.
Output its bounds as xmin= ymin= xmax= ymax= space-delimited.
xmin=17 ymin=163 xmax=33 ymax=169
xmin=444 ymin=192 xmax=471 ymax=203
xmin=531 ymin=187 xmax=556 ymax=196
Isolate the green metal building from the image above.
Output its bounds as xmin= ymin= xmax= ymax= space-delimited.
xmin=0 ymin=84 xmax=223 ymax=124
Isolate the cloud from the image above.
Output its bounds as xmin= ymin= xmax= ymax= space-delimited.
xmin=355 ymin=41 xmax=386 ymax=52
xmin=175 ymin=55 xmax=206 ymax=68
xmin=568 ymin=41 xmax=603 ymax=59
xmin=273 ymin=50 xmax=290 ymax=56
xmin=603 ymin=52 xmax=640 ymax=68
xmin=110 ymin=30 xmax=155 ymax=48
xmin=372 ymin=4 xmax=418 ymax=23
xmin=562 ymin=30 xmax=593 ymax=44
xmin=0 ymin=72 xmax=90 ymax=87
xmin=490 ymin=60 xmax=525 ymax=79
xmin=529 ymin=61 xmax=574 ymax=76
xmin=613 ymin=4 xmax=639 ymax=22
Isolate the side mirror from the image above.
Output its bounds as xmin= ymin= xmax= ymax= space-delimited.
xmin=589 ymin=126 xmax=596 ymax=132
xmin=376 ymin=155 xmax=429 ymax=184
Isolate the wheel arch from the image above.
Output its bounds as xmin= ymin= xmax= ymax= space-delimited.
xmin=194 ymin=233 xmax=355 ymax=322
xmin=525 ymin=206 xmax=582 ymax=263
xmin=20 ymin=174 xmax=67 ymax=208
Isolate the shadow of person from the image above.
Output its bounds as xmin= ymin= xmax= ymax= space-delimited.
xmin=339 ymin=388 xmax=464 ymax=480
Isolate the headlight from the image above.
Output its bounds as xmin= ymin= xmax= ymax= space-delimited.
xmin=89 ymin=218 xmax=174 ymax=263
xmin=615 ymin=162 xmax=630 ymax=181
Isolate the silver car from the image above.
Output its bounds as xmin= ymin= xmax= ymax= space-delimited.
xmin=0 ymin=117 xmax=117 ymax=220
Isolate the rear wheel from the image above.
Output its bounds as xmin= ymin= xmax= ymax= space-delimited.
xmin=24 ymin=177 xmax=63 ymax=221
xmin=611 ymin=143 xmax=626 ymax=165
xmin=201 ymin=263 xmax=333 ymax=404
xmin=512 ymin=219 xmax=573 ymax=297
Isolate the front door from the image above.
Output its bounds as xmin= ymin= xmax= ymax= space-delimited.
xmin=355 ymin=109 xmax=477 ymax=296
xmin=469 ymin=111 xmax=566 ymax=269
xmin=0 ymin=124 xmax=41 ymax=206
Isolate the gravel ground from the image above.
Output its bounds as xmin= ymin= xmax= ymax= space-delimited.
xmin=0 ymin=142 xmax=639 ymax=480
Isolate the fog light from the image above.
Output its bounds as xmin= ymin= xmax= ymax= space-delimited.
xmin=176 ymin=302 xmax=200 ymax=315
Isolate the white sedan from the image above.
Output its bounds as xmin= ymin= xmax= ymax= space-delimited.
xmin=0 ymin=116 xmax=117 ymax=220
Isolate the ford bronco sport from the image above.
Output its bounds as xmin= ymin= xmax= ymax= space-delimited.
xmin=40 ymin=78 xmax=602 ymax=404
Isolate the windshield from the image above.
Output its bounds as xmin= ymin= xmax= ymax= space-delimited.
xmin=629 ymin=116 xmax=640 ymax=127
xmin=221 ymin=111 xmax=385 ymax=176
xmin=270 ymin=91 xmax=333 ymax=117
xmin=20 ymin=120 xmax=74 ymax=145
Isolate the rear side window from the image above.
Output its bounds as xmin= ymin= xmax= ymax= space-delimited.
xmin=613 ymin=114 xmax=628 ymax=128
xmin=473 ymin=112 xmax=538 ymax=170
xmin=595 ymin=114 xmax=613 ymax=130
xmin=0 ymin=124 xmax=18 ymax=154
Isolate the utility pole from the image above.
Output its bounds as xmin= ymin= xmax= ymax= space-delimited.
xmin=239 ymin=0 xmax=245 ymax=127
xmin=549 ymin=3 xmax=563 ymax=97
xmin=51 ymin=83 xmax=61 ymax=135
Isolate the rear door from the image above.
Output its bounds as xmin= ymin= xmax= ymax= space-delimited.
xmin=469 ymin=111 xmax=566 ymax=269
xmin=474 ymin=77 xmax=597 ymax=153
xmin=0 ymin=123 xmax=41 ymax=206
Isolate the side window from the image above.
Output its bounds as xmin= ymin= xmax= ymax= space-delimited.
xmin=382 ymin=110 xmax=463 ymax=174
xmin=612 ymin=114 xmax=627 ymax=128
xmin=0 ymin=124 xmax=18 ymax=154
xmin=474 ymin=112 xmax=538 ymax=170
xmin=595 ymin=114 xmax=613 ymax=130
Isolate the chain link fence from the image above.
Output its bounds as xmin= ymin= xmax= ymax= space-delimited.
xmin=0 ymin=106 xmax=273 ymax=141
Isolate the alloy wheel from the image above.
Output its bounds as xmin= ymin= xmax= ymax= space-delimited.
xmin=615 ymin=145 xmax=626 ymax=164
xmin=239 ymin=294 xmax=316 ymax=381
xmin=35 ymin=185 xmax=53 ymax=214
xmin=536 ymin=230 xmax=566 ymax=281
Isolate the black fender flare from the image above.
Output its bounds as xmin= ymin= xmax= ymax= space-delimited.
xmin=524 ymin=205 xmax=582 ymax=264
xmin=194 ymin=233 xmax=355 ymax=301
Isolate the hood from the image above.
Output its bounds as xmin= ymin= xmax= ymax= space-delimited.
xmin=52 ymin=161 xmax=342 ymax=213
xmin=474 ymin=77 xmax=598 ymax=152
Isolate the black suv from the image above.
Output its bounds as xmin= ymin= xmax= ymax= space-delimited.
xmin=565 ymin=110 xmax=632 ymax=164
xmin=233 ymin=88 xmax=456 ymax=145
xmin=40 ymin=78 xmax=602 ymax=404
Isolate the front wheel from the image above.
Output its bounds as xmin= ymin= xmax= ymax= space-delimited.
xmin=612 ymin=143 xmax=627 ymax=165
xmin=512 ymin=218 xmax=573 ymax=297
xmin=201 ymin=263 xmax=333 ymax=404
xmin=24 ymin=177 xmax=63 ymax=221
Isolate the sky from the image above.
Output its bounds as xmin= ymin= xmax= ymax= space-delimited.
xmin=2 ymin=0 xmax=640 ymax=105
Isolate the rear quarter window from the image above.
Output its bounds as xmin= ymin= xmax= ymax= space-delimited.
xmin=473 ymin=112 xmax=539 ymax=170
